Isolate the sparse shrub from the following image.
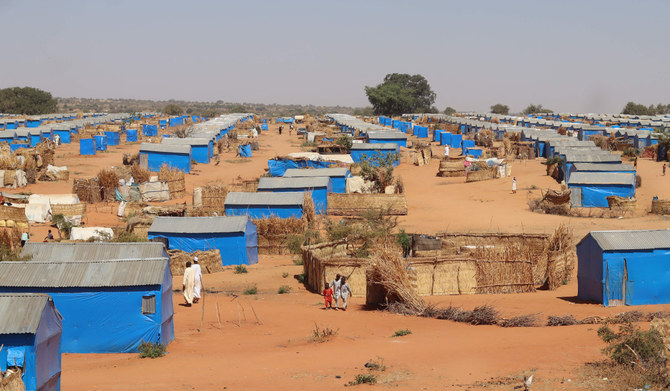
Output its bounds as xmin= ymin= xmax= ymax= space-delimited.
xmin=312 ymin=323 xmax=338 ymax=343
xmin=347 ymin=374 xmax=377 ymax=386
xmin=51 ymin=213 xmax=73 ymax=238
xmin=278 ymin=285 xmax=291 ymax=294
xmin=243 ymin=285 xmax=258 ymax=295
xmin=282 ymin=272 xmax=289 ymax=278
xmin=292 ymin=257 xmax=304 ymax=266
xmin=138 ymin=341 xmax=166 ymax=358
xmin=0 ymin=245 xmax=29 ymax=262
xmin=234 ymin=265 xmax=248 ymax=274
xmin=612 ymin=311 xmax=645 ymax=324
xmin=395 ymin=229 xmax=411 ymax=257
xmin=392 ymin=329 xmax=412 ymax=337
xmin=499 ymin=314 xmax=538 ymax=328
xmin=111 ymin=231 xmax=148 ymax=242
xmin=547 ymin=315 xmax=578 ymax=326
xmin=468 ymin=305 xmax=500 ymax=325
xmin=295 ymin=273 xmax=305 ymax=283
xmin=436 ymin=305 xmax=471 ymax=322
xmin=364 ymin=357 xmax=386 ymax=371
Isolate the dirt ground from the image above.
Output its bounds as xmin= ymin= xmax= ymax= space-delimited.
xmin=11 ymin=122 xmax=670 ymax=390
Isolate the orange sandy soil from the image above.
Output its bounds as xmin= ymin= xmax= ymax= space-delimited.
xmin=8 ymin=123 xmax=670 ymax=390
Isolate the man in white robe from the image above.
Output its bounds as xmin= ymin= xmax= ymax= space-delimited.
xmin=192 ymin=257 xmax=203 ymax=303
xmin=182 ymin=262 xmax=195 ymax=306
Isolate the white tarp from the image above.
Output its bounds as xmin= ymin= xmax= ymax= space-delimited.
xmin=0 ymin=170 xmax=28 ymax=189
xmin=139 ymin=181 xmax=170 ymax=202
xmin=25 ymin=201 xmax=51 ymax=223
xmin=43 ymin=165 xmax=69 ymax=181
xmin=28 ymin=194 xmax=79 ymax=205
xmin=193 ymin=187 xmax=203 ymax=207
xmin=70 ymin=227 xmax=114 ymax=241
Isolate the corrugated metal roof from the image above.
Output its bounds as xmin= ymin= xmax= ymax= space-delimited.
xmin=563 ymin=153 xmax=622 ymax=163
xmin=225 ymin=191 xmax=305 ymax=206
xmin=149 ymin=216 xmax=248 ymax=234
xmin=0 ymin=294 xmax=51 ymax=335
xmin=258 ymin=176 xmax=330 ymax=190
xmin=0 ymin=259 xmax=168 ymax=288
xmin=21 ymin=242 xmax=167 ymax=262
xmin=572 ymin=163 xmax=635 ymax=172
xmin=351 ymin=143 xmax=399 ymax=150
xmin=140 ymin=143 xmax=191 ymax=154
xmin=161 ymin=137 xmax=211 ymax=146
xmin=587 ymin=229 xmax=670 ymax=251
xmin=284 ymin=168 xmax=348 ymax=177
xmin=567 ymin=172 xmax=635 ymax=185
xmin=366 ymin=131 xmax=407 ymax=140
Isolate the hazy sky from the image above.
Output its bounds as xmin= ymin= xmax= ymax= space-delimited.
xmin=1 ymin=0 xmax=668 ymax=113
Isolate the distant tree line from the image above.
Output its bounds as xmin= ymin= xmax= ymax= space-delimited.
xmin=621 ymin=101 xmax=670 ymax=116
xmin=0 ymin=87 xmax=57 ymax=115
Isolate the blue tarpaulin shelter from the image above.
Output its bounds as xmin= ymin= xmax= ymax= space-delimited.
xmin=52 ymin=129 xmax=70 ymax=144
xmin=225 ymin=192 xmax=305 ymax=219
xmin=162 ymin=138 xmax=211 ymax=164
xmin=28 ymin=130 xmax=42 ymax=147
xmin=350 ymin=143 xmax=400 ymax=166
xmin=10 ymin=143 xmax=29 ymax=152
xmin=434 ymin=129 xmax=444 ymax=142
xmin=104 ymin=131 xmax=120 ymax=146
xmin=0 ymin=259 xmax=174 ymax=353
xmin=365 ymin=131 xmax=407 ymax=147
xmin=79 ymin=139 xmax=95 ymax=155
xmin=94 ymin=135 xmax=107 ymax=151
xmin=258 ymin=177 xmax=332 ymax=214
xmin=267 ymin=158 xmax=335 ymax=177
xmin=126 ymin=128 xmax=138 ymax=142
xmin=450 ymin=133 xmax=463 ymax=148
xmin=0 ymin=294 xmax=62 ymax=391
xmin=283 ymin=167 xmax=350 ymax=194
xmin=148 ymin=216 xmax=258 ymax=266
xmin=0 ymin=131 xmax=15 ymax=143
xmin=567 ymin=163 xmax=635 ymax=183
xmin=239 ymin=144 xmax=252 ymax=157
xmin=439 ymin=132 xmax=452 ymax=146
xmin=567 ymin=172 xmax=635 ymax=208
xmin=577 ymin=229 xmax=670 ymax=306
xmin=144 ymin=124 xmax=158 ymax=136
xmin=139 ymin=143 xmax=192 ymax=173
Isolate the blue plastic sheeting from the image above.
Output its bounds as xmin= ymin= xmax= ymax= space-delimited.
xmin=350 ymin=150 xmax=400 ymax=167
xmin=439 ymin=132 xmax=452 ymax=146
xmin=0 ymin=135 xmax=14 ymax=143
xmin=462 ymin=140 xmax=475 ymax=149
xmin=158 ymin=120 xmax=167 ymax=129
xmin=126 ymin=129 xmax=138 ymax=142
xmin=577 ymin=235 xmax=670 ymax=306
xmin=105 ymin=131 xmax=120 ymax=146
xmin=416 ymin=127 xmax=428 ymax=138
xmin=0 ymin=272 xmax=173 ymax=353
xmin=0 ymin=301 xmax=61 ymax=391
xmin=450 ymin=133 xmax=463 ymax=148
xmin=94 ymin=135 xmax=107 ymax=151
xmin=149 ymin=222 xmax=258 ymax=266
xmin=26 ymin=119 xmax=41 ymax=128
xmin=259 ymin=185 xmax=331 ymax=215
xmin=189 ymin=145 xmax=209 ymax=164
xmin=30 ymin=134 xmax=41 ymax=147
xmin=143 ymin=124 xmax=158 ymax=136
xmin=261 ymin=124 xmax=268 ymax=130
xmin=239 ymin=144 xmax=252 ymax=157
xmin=464 ymin=148 xmax=483 ymax=158
xmin=434 ymin=129 xmax=444 ymax=142
xmin=225 ymin=205 xmax=303 ymax=219
xmin=53 ymin=129 xmax=71 ymax=144
xmin=267 ymin=159 xmax=335 ymax=177
xmin=569 ymin=184 xmax=635 ymax=208
xmin=10 ymin=143 xmax=29 ymax=152
xmin=79 ymin=139 xmax=95 ymax=155
xmin=6 ymin=122 xmax=17 ymax=130
xmin=140 ymin=151 xmax=191 ymax=173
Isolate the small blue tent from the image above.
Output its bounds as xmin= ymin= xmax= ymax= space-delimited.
xmin=0 ymin=259 xmax=174 ymax=354
xmin=238 ymin=144 xmax=252 ymax=157
xmin=450 ymin=133 xmax=463 ymax=149
xmin=283 ymin=167 xmax=350 ymax=194
xmin=162 ymin=138 xmax=211 ymax=164
xmin=225 ymin=192 xmax=305 ymax=219
xmin=258 ymin=177 xmax=332 ymax=214
xmin=139 ymin=143 xmax=192 ymax=173
xmin=104 ymin=131 xmax=120 ymax=146
xmin=0 ymin=294 xmax=62 ymax=391
xmin=94 ymin=135 xmax=107 ymax=151
xmin=144 ymin=124 xmax=159 ymax=136
xmin=126 ymin=128 xmax=138 ymax=142
xmin=79 ymin=139 xmax=96 ymax=155
xmin=577 ymin=229 xmax=670 ymax=306
xmin=567 ymin=172 xmax=635 ymax=208
xmin=148 ymin=216 xmax=258 ymax=266
xmin=28 ymin=130 xmax=42 ymax=147
xmin=366 ymin=131 xmax=407 ymax=147
xmin=350 ymin=143 xmax=400 ymax=166
xmin=0 ymin=131 xmax=15 ymax=144
xmin=52 ymin=128 xmax=70 ymax=144
xmin=267 ymin=158 xmax=335 ymax=177
xmin=567 ymin=163 xmax=635 ymax=183
xmin=439 ymin=131 xmax=452 ymax=146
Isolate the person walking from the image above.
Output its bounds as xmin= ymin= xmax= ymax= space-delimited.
xmin=279 ymin=125 xmax=283 ymax=135
xmin=182 ymin=261 xmax=195 ymax=307
xmin=444 ymin=144 xmax=450 ymax=157
xmin=512 ymin=177 xmax=517 ymax=194
xmin=664 ymin=164 xmax=667 ymax=176
xmin=192 ymin=257 xmax=202 ymax=304
xmin=340 ymin=276 xmax=352 ymax=311
xmin=44 ymin=230 xmax=54 ymax=241
xmin=330 ymin=274 xmax=342 ymax=309
xmin=20 ymin=232 xmax=28 ymax=247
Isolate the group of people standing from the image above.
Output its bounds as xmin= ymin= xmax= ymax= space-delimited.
xmin=182 ymin=257 xmax=203 ymax=307
xmin=323 ymin=274 xmax=352 ymax=311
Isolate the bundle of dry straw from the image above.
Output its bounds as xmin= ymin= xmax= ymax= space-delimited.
xmin=253 ymin=217 xmax=305 ymax=236
xmin=97 ymin=169 xmax=119 ymax=201
xmin=158 ymin=165 xmax=185 ymax=199
xmin=131 ymin=164 xmax=151 ymax=184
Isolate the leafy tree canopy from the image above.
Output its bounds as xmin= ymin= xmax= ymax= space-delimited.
xmin=0 ymin=87 xmax=57 ymax=115
xmin=365 ymin=73 xmax=436 ymax=116
xmin=622 ymin=101 xmax=670 ymax=116
xmin=444 ymin=106 xmax=456 ymax=115
xmin=163 ymin=103 xmax=184 ymax=115
xmin=523 ymin=104 xmax=552 ymax=115
xmin=490 ymin=103 xmax=509 ymax=115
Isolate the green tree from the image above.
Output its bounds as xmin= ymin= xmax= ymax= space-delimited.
xmin=621 ymin=101 xmax=651 ymax=116
xmin=365 ymin=73 xmax=436 ymax=116
xmin=490 ymin=103 xmax=509 ymax=115
xmin=229 ymin=104 xmax=247 ymax=113
xmin=523 ymin=104 xmax=552 ymax=115
xmin=163 ymin=104 xmax=184 ymax=115
xmin=443 ymin=106 xmax=456 ymax=115
xmin=0 ymin=87 xmax=57 ymax=115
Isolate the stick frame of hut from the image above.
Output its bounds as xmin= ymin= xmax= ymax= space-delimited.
xmin=326 ymin=193 xmax=408 ymax=216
